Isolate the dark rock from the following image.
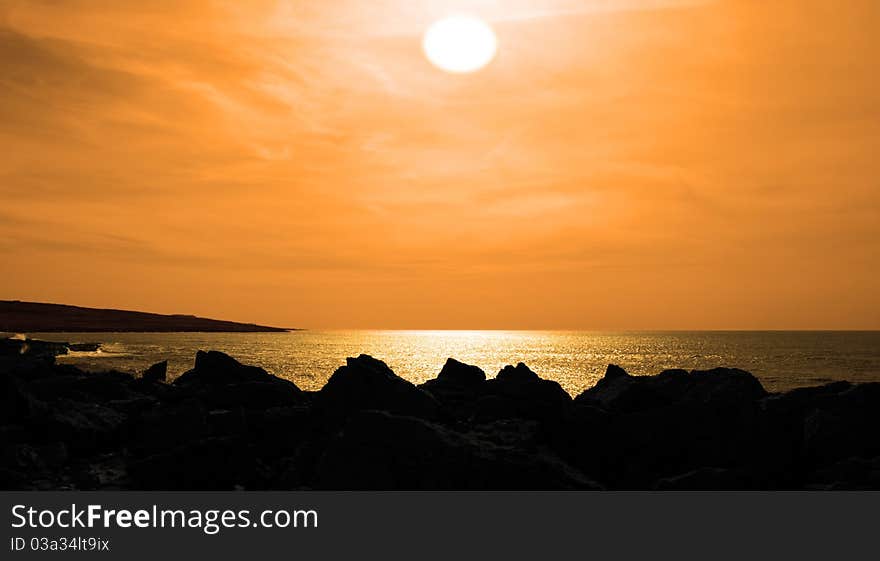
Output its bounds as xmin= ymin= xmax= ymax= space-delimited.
xmin=575 ymin=365 xmax=767 ymax=413
xmin=753 ymin=381 xmax=858 ymax=485
xmin=802 ymin=383 xmax=880 ymax=466
xmin=472 ymin=395 xmax=520 ymax=422
xmin=130 ymin=377 xmax=178 ymax=399
xmin=0 ymin=355 xmax=56 ymax=380
xmin=142 ymin=361 xmax=167 ymax=383
xmin=176 ymin=350 xmax=273 ymax=386
xmin=27 ymin=370 xmax=140 ymax=404
xmin=3 ymin=344 xmax=880 ymax=491
xmin=2 ymin=444 xmax=42 ymax=472
xmin=316 ymin=355 xmax=439 ymax=422
xmin=437 ymin=358 xmax=486 ymax=387
xmin=249 ymin=405 xmax=311 ymax=457
xmin=686 ymin=367 xmax=769 ymax=405
xmin=548 ymin=403 xmax=611 ymax=480
xmin=1 ymin=338 xmax=68 ymax=359
xmin=270 ymin=456 xmax=309 ymax=490
xmin=129 ymin=437 xmax=258 ymax=490
xmin=208 ymin=408 xmax=247 ymax=437
xmin=2 ymin=442 xmax=69 ymax=474
xmin=760 ymin=381 xmax=852 ymax=417
xmin=71 ymin=371 xmax=138 ymax=401
xmin=0 ymin=424 xmax=29 ymax=446
xmin=0 ymin=467 xmax=27 ymax=489
xmin=200 ymin=380 xmax=304 ymax=410
xmin=491 ymin=364 xmax=570 ymax=406
xmin=467 ymin=419 xmax=541 ymax=450
xmin=34 ymin=442 xmax=69 ymax=469
xmin=806 ymin=456 xmax=880 ymax=490
xmin=1 ymin=372 xmax=47 ymax=424
xmin=420 ymin=359 xmax=486 ymax=421
xmin=563 ymin=366 xmax=772 ymax=487
xmin=0 ymin=338 xmax=25 ymax=357
xmin=68 ymin=343 xmax=100 ymax=352
xmin=106 ymin=396 xmax=159 ymax=416
xmin=316 ymin=410 xmax=601 ymax=490
xmin=40 ymin=399 xmax=127 ymax=453
xmin=83 ymin=454 xmax=129 ymax=489
xmin=475 ymin=363 xmax=571 ymax=424
xmin=573 ymin=364 xmax=638 ymax=411
xmin=496 ymin=362 xmax=541 ymax=384
xmin=133 ymin=398 xmax=209 ymax=454
xmin=604 ymin=363 xmax=630 ymax=381
xmin=654 ymin=467 xmax=753 ymax=490
xmin=173 ymin=351 xmax=303 ymax=409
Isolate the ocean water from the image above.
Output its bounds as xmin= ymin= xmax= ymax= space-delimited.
xmin=25 ymin=330 xmax=880 ymax=395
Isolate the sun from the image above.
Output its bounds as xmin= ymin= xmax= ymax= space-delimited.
xmin=422 ymin=15 xmax=498 ymax=74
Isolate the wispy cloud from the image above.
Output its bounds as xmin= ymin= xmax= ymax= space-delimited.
xmin=0 ymin=0 xmax=877 ymax=328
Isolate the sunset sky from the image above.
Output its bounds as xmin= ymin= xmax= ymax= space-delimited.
xmin=1 ymin=0 xmax=878 ymax=329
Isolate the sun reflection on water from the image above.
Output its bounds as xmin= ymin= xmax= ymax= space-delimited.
xmin=47 ymin=330 xmax=880 ymax=395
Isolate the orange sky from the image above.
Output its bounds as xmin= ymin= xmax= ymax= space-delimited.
xmin=1 ymin=1 xmax=878 ymax=329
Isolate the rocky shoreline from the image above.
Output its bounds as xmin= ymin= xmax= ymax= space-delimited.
xmin=2 ymin=348 xmax=879 ymax=490
xmin=1 ymin=337 xmax=101 ymax=359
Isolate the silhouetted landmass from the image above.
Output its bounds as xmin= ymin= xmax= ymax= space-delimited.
xmin=1 ymin=347 xmax=878 ymax=490
xmin=0 ymin=300 xmax=290 ymax=332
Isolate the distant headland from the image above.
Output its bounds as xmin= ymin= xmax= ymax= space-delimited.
xmin=0 ymin=300 xmax=291 ymax=333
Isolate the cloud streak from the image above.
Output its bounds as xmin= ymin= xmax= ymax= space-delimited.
xmin=0 ymin=0 xmax=877 ymax=328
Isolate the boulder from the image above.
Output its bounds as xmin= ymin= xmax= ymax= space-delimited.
xmin=316 ymin=410 xmax=601 ymax=490
xmin=466 ymin=419 xmax=541 ymax=450
xmin=563 ymin=365 xmax=771 ymax=487
xmin=0 ymin=467 xmax=28 ymax=489
xmin=105 ymin=396 xmax=159 ymax=416
xmin=760 ymin=381 xmax=852 ymax=418
xmin=0 ymin=338 xmax=26 ymax=357
xmin=0 ymin=355 xmax=57 ymax=380
xmin=40 ymin=399 xmax=127 ymax=453
xmin=573 ymin=364 xmax=639 ymax=411
xmin=0 ymin=424 xmax=29 ymax=446
xmin=128 ymin=437 xmax=258 ymax=490
xmin=207 ymin=408 xmax=248 ymax=437
xmin=751 ymin=381 xmax=858 ymax=485
xmin=802 ymin=383 xmax=880 ymax=466
xmin=420 ymin=359 xmax=487 ymax=421
xmin=806 ymin=456 xmax=880 ymax=490
xmin=202 ymin=380 xmax=305 ymax=410
xmin=1 ymin=372 xmax=47 ymax=424
xmin=575 ymin=364 xmax=767 ymax=413
xmin=1 ymin=441 xmax=68 ymax=474
xmin=475 ymin=363 xmax=571 ymax=423
xmin=436 ymin=358 xmax=486 ymax=387
xmin=27 ymin=371 xmax=141 ymax=404
xmin=316 ymin=355 xmax=439 ymax=422
xmin=249 ymin=405 xmax=312 ymax=458
xmin=133 ymin=398 xmax=209 ymax=454
xmin=8 ymin=339 xmax=69 ymax=359
xmin=686 ymin=367 xmax=769 ymax=406
xmin=176 ymin=351 xmax=279 ymax=386
xmin=548 ymin=403 xmax=611 ymax=481
xmin=142 ymin=361 xmax=167 ymax=383
xmin=174 ymin=351 xmax=303 ymax=409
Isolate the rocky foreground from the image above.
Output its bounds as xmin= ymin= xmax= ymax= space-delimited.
xmin=2 ymin=350 xmax=879 ymax=490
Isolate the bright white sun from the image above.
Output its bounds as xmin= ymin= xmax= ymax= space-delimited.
xmin=422 ymin=15 xmax=497 ymax=74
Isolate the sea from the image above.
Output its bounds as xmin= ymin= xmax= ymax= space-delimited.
xmin=21 ymin=330 xmax=880 ymax=396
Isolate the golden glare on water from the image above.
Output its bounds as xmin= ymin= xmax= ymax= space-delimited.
xmin=422 ymin=15 xmax=498 ymax=73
